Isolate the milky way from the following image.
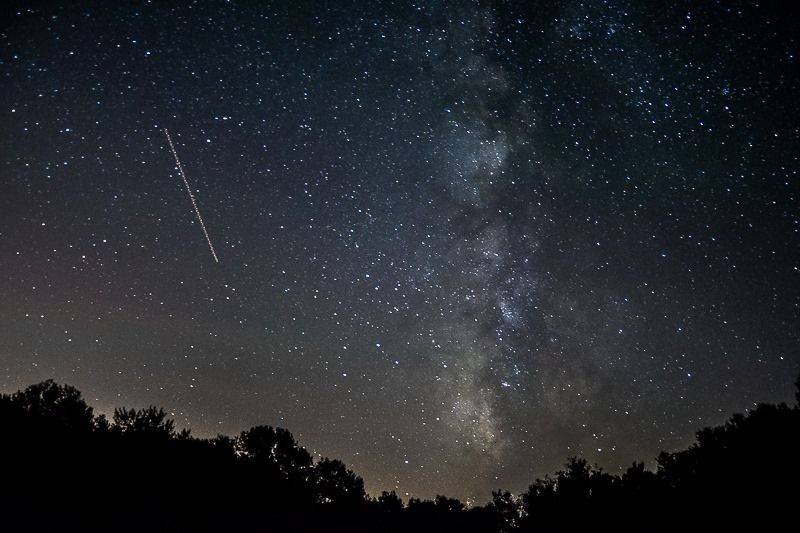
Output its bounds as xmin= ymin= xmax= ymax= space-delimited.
xmin=1 ymin=1 xmax=798 ymax=501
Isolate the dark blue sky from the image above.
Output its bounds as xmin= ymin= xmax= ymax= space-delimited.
xmin=1 ymin=0 xmax=798 ymax=501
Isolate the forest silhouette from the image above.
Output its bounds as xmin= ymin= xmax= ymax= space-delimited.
xmin=1 ymin=376 xmax=798 ymax=531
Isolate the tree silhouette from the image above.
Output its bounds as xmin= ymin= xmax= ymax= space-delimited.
xmin=1 ymin=374 xmax=798 ymax=531
xmin=376 ymin=490 xmax=404 ymax=513
xmin=313 ymin=457 xmax=366 ymax=506
xmin=8 ymin=379 xmax=94 ymax=432
xmin=112 ymin=405 xmax=176 ymax=437
xmin=488 ymin=489 xmax=520 ymax=532
xmin=434 ymin=494 xmax=466 ymax=512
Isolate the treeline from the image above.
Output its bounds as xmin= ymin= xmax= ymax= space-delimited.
xmin=1 ymin=377 xmax=799 ymax=531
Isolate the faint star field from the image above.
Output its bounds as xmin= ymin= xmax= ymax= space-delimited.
xmin=0 ymin=0 xmax=798 ymax=502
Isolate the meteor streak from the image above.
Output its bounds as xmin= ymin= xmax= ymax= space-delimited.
xmin=163 ymin=128 xmax=219 ymax=263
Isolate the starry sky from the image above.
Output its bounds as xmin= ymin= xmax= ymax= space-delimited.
xmin=1 ymin=1 xmax=798 ymax=502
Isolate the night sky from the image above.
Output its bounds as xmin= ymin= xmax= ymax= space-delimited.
xmin=1 ymin=1 xmax=798 ymax=502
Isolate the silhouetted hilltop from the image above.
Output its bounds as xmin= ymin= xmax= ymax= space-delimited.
xmin=1 ymin=377 xmax=798 ymax=531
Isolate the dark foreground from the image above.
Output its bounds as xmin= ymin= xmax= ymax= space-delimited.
xmin=1 ymin=377 xmax=799 ymax=532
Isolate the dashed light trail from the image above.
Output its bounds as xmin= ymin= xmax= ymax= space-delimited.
xmin=163 ymin=128 xmax=219 ymax=263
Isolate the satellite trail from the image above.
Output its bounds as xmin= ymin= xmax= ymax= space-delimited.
xmin=163 ymin=128 xmax=219 ymax=263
